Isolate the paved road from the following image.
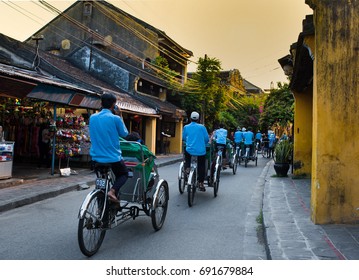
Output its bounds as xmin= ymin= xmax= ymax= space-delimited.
xmin=0 ymin=157 xmax=269 ymax=260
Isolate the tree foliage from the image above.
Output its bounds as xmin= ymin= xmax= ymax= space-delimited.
xmin=259 ymin=82 xmax=294 ymax=132
xmin=181 ymin=55 xmax=225 ymax=131
xmin=229 ymin=94 xmax=267 ymax=132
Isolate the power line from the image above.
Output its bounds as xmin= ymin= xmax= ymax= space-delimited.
xmin=36 ymin=0 xmax=200 ymax=89
xmin=1 ymin=0 xmax=43 ymax=25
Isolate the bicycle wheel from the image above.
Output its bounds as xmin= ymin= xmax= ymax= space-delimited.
xmin=178 ymin=164 xmax=186 ymax=194
xmin=232 ymin=154 xmax=238 ymax=175
xmin=151 ymin=181 xmax=169 ymax=231
xmin=78 ymin=191 xmax=107 ymax=257
xmin=214 ymin=167 xmax=220 ymax=197
xmin=187 ymin=170 xmax=196 ymax=207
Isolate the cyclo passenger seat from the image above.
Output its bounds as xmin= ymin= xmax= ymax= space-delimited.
xmin=217 ymin=146 xmax=225 ymax=151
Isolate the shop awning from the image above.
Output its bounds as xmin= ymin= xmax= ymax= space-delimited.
xmin=0 ymin=63 xmax=159 ymax=114
xmin=0 ymin=74 xmax=37 ymax=99
xmin=0 ymin=63 xmax=101 ymax=108
xmin=27 ymin=84 xmax=101 ymax=109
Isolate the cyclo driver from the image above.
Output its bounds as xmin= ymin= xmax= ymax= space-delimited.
xmin=182 ymin=111 xmax=209 ymax=192
xmin=89 ymin=93 xmax=129 ymax=205
xmin=243 ymin=127 xmax=254 ymax=157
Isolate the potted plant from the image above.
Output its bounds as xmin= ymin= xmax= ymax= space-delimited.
xmin=273 ymin=140 xmax=293 ymax=177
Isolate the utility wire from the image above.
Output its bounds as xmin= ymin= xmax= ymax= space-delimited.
xmin=37 ymin=0 xmax=200 ymax=90
xmin=1 ymin=0 xmax=43 ymax=25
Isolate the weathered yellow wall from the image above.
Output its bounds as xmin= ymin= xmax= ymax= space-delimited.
xmin=293 ymin=87 xmax=313 ymax=176
xmin=170 ymin=120 xmax=183 ymax=154
xmin=310 ymin=0 xmax=359 ymax=224
xmin=145 ymin=117 xmax=156 ymax=154
xmin=292 ymin=37 xmax=314 ymax=177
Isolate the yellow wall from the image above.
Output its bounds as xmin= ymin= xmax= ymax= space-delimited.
xmin=292 ymin=36 xmax=314 ymax=177
xmin=169 ymin=120 xmax=183 ymax=154
xmin=145 ymin=117 xmax=156 ymax=154
xmin=293 ymin=87 xmax=313 ymax=177
xmin=310 ymin=0 xmax=359 ymax=224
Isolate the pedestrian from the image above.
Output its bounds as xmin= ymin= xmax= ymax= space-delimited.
xmin=89 ymin=93 xmax=129 ymax=204
xmin=38 ymin=122 xmax=52 ymax=168
xmin=182 ymin=111 xmax=209 ymax=192
xmin=280 ymin=133 xmax=288 ymax=141
xmin=268 ymin=132 xmax=276 ymax=158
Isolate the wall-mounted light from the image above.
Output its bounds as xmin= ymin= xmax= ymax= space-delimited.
xmin=278 ymin=54 xmax=293 ymax=76
xmin=283 ymin=64 xmax=293 ymax=76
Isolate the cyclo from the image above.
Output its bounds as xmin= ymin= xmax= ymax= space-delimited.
xmin=77 ymin=140 xmax=169 ymax=257
xmin=178 ymin=142 xmax=220 ymax=206
xmin=212 ymin=139 xmax=237 ymax=175
xmin=240 ymin=142 xmax=258 ymax=167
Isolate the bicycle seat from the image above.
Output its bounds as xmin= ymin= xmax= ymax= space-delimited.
xmin=94 ymin=163 xmax=112 ymax=174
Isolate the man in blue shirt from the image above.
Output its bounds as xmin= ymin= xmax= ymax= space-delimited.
xmin=255 ymin=130 xmax=262 ymax=150
xmin=280 ymin=133 xmax=288 ymax=141
xmin=268 ymin=132 xmax=277 ymax=158
xmin=233 ymin=126 xmax=243 ymax=155
xmin=182 ymin=111 xmax=209 ymax=191
xmin=213 ymin=123 xmax=228 ymax=163
xmin=234 ymin=127 xmax=243 ymax=146
xmin=243 ymin=127 xmax=254 ymax=156
xmin=89 ymin=93 xmax=129 ymax=203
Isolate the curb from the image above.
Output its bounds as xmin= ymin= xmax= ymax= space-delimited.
xmin=0 ymin=180 xmax=91 ymax=213
xmin=259 ymin=160 xmax=273 ymax=260
xmin=242 ymin=160 xmax=272 ymax=260
xmin=156 ymin=157 xmax=182 ymax=168
xmin=0 ymin=158 xmax=182 ymax=213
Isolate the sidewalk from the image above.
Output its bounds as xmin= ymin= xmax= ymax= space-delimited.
xmin=263 ymin=160 xmax=359 ymax=260
xmin=1 ymin=155 xmax=359 ymax=260
xmin=0 ymin=154 xmax=183 ymax=213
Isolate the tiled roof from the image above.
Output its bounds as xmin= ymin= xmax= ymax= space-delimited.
xmin=131 ymin=91 xmax=186 ymax=117
xmin=243 ymin=79 xmax=264 ymax=94
xmin=0 ymin=33 xmax=158 ymax=115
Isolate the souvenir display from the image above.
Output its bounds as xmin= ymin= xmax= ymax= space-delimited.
xmin=0 ymin=97 xmax=91 ymax=164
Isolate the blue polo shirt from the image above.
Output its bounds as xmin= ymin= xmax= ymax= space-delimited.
xmin=269 ymin=133 xmax=276 ymax=148
xmin=182 ymin=122 xmax=209 ymax=156
xmin=89 ymin=109 xmax=128 ymax=163
xmin=214 ymin=128 xmax=227 ymax=145
xmin=243 ymin=131 xmax=254 ymax=145
xmin=234 ymin=130 xmax=243 ymax=143
xmin=255 ymin=132 xmax=262 ymax=140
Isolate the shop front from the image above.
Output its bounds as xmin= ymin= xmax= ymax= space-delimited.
xmin=0 ymin=94 xmax=99 ymax=176
xmin=0 ymin=65 xmax=161 ymax=178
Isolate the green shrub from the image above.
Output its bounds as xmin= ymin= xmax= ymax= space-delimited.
xmin=274 ymin=140 xmax=293 ymax=163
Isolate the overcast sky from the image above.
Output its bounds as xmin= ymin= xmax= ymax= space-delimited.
xmin=0 ymin=0 xmax=312 ymax=89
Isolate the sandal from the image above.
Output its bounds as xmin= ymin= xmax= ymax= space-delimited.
xmin=108 ymin=189 xmax=120 ymax=204
xmin=198 ymin=183 xmax=206 ymax=192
